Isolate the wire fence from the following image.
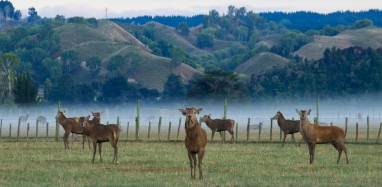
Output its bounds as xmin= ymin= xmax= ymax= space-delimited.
xmin=1 ymin=115 xmax=381 ymax=144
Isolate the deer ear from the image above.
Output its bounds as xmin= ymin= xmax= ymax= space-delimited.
xmin=87 ymin=115 xmax=90 ymax=119
xmin=178 ymin=109 xmax=186 ymax=115
xmin=307 ymin=109 xmax=311 ymax=115
xmin=295 ymin=109 xmax=301 ymax=116
xmin=196 ymin=108 xmax=203 ymax=114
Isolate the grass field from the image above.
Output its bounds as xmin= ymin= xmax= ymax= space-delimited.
xmin=0 ymin=141 xmax=381 ymax=186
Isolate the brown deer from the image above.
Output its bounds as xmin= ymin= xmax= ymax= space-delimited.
xmin=179 ymin=108 xmax=207 ymax=180
xmin=296 ymin=109 xmax=349 ymax=164
xmin=272 ymin=111 xmax=303 ymax=147
xmin=200 ymin=114 xmax=235 ymax=143
xmin=56 ymin=111 xmax=91 ymax=149
xmin=79 ymin=116 xmax=121 ymax=164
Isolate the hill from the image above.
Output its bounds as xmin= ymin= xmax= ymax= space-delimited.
xmin=235 ymin=52 xmax=290 ymax=76
xmin=294 ymin=26 xmax=382 ymax=60
xmin=55 ymin=20 xmax=201 ymax=91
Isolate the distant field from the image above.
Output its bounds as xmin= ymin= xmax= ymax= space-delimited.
xmin=0 ymin=141 xmax=381 ymax=186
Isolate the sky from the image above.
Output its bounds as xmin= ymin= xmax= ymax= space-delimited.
xmin=9 ymin=0 xmax=382 ymax=19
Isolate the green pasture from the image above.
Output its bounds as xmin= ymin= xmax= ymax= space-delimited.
xmin=0 ymin=141 xmax=381 ymax=186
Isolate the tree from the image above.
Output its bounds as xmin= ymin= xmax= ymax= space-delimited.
xmin=87 ymin=56 xmax=102 ymax=75
xmin=14 ymin=72 xmax=38 ymax=104
xmin=177 ymin=21 xmax=190 ymax=36
xmin=0 ymin=53 xmax=20 ymax=104
xmin=61 ymin=50 xmax=81 ymax=73
xmin=162 ymin=74 xmax=186 ymax=101
xmin=350 ymin=19 xmax=373 ymax=29
xmin=27 ymin=7 xmax=40 ymax=22
xmin=107 ymin=55 xmax=124 ymax=72
xmin=102 ymin=76 xmax=129 ymax=103
xmin=196 ymin=32 xmax=214 ymax=48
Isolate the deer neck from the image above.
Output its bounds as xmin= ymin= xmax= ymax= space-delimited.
xmin=300 ymin=118 xmax=314 ymax=139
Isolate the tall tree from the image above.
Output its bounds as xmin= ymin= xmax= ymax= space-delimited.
xmin=0 ymin=53 xmax=20 ymax=104
xmin=162 ymin=74 xmax=186 ymax=101
xmin=14 ymin=72 xmax=38 ymax=104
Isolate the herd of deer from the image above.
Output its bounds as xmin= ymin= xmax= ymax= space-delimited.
xmin=52 ymin=107 xmax=349 ymax=180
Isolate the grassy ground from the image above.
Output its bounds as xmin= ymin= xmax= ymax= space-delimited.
xmin=0 ymin=141 xmax=381 ymax=186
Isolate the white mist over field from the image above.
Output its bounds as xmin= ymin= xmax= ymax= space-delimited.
xmin=1 ymin=94 xmax=382 ymax=131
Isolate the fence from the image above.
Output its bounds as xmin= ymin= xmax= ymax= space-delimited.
xmin=1 ymin=115 xmax=382 ymax=144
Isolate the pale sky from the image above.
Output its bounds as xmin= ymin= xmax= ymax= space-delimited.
xmin=9 ymin=0 xmax=382 ymax=19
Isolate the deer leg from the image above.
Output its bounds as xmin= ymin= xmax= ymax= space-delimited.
xmin=63 ymin=132 xmax=70 ymax=149
xmin=343 ymin=145 xmax=349 ymax=164
xmin=188 ymin=152 xmax=195 ymax=179
xmin=211 ymin=131 xmax=215 ymax=141
xmin=298 ymin=137 xmax=304 ymax=147
xmin=111 ymin=141 xmax=118 ymax=164
xmin=229 ymin=130 xmax=234 ymax=143
xmin=92 ymin=140 xmax=97 ymax=163
xmin=99 ymin=142 xmax=103 ymax=163
xmin=292 ymin=134 xmax=297 ymax=146
xmin=282 ymin=133 xmax=287 ymax=147
xmin=310 ymin=143 xmax=316 ymax=164
xmin=192 ymin=154 xmax=197 ymax=179
xmin=198 ymin=150 xmax=205 ymax=180
xmin=82 ymin=135 xmax=85 ymax=149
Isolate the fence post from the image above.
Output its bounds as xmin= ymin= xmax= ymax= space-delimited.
xmin=136 ymin=99 xmax=140 ymax=140
xmin=377 ymin=123 xmax=382 ymax=143
xmin=246 ymin=118 xmax=250 ymax=141
xmin=258 ymin=122 xmax=262 ymax=142
xmin=345 ymin=117 xmax=348 ymax=137
xmin=158 ymin=116 xmax=162 ymax=141
xmin=168 ymin=122 xmax=171 ymax=142
xmin=222 ymin=131 xmax=225 ymax=144
xmin=46 ymin=123 xmax=49 ymax=141
xmin=270 ymin=118 xmax=273 ymax=141
xmin=177 ymin=118 xmax=181 ymax=140
xmin=17 ymin=118 xmax=21 ymax=141
xmin=36 ymin=119 xmax=38 ymax=141
xmin=148 ymin=122 xmax=151 ymax=140
xmin=56 ymin=101 xmax=60 ymax=142
xmin=330 ymin=122 xmax=333 ymax=126
xmin=9 ymin=123 xmax=11 ymax=142
xmin=117 ymin=116 xmax=120 ymax=126
xmin=126 ymin=122 xmax=129 ymax=141
xmin=0 ymin=119 xmax=2 ymax=138
xmin=27 ymin=123 xmax=30 ymax=141
xmin=356 ymin=122 xmax=359 ymax=142
xmin=367 ymin=116 xmax=369 ymax=142
xmin=235 ymin=123 xmax=238 ymax=143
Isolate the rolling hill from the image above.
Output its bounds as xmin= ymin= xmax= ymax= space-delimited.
xmin=295 ymin=26 xmax=382 ymax=60
xmin=55 ymin=20 xmax=202 ymax=91
xmin=235 ymin=52 xmax=290 ymax=76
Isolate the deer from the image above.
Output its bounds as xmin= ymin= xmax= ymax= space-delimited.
xmin=19 ymin=114 xmax=29 ymax=125
xmin=179 ymin=108 xmax=207 ymax=180
xmin=200 ymin=114 xmax=235 ymax=143
xmin=272 ymin=111 xmax=304 ymax=147
xmin=296 ymin=109 xmax=349 ymax=164
xmin=79 ymin=116 xmax=121 ymax=164
xmin=37 ymin=115 xmax=48 ymax=128
xmin=55 ymin=111 xmax=91 ymax=149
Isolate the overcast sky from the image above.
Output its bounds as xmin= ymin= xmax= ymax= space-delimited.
xmin=10 ymin=0 xmax=382 ymax=19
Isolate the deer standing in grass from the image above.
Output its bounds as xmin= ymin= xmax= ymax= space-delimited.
xmin=296 ymin=109 xmax=349 ymax=164
xmin=272 ymin=111 xmax=303 ymax=147
xmin=179 ymin=108 xmax=207 ymax=180
xmin=55 ymin=111 xmax=91 ymax=149
xmin=79 ymin=116 xmax=120 ymax=164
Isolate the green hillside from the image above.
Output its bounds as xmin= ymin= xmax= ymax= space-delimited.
xmin=235 ymin=52 xmax=290 ymax=76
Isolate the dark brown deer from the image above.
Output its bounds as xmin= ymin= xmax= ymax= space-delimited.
xmin=55 ymin=111 xmax=91 ymax=149
xmin=200 ymin=114 xmax=235 ymax=143
xmin=179 ymin=108 xmax=207 ymax=180
xmin=296 ymin=109 xmax=349 ymax=164
xmin=79 ymin=116 xmax=121 ymax=164
xmin=272 ymin=111 xmax=303 ymax=147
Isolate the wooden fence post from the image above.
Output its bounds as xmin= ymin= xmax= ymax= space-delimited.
xmin=56 ymin=101 xmax=60 ymax=142
xmin=168 ymin=122 xmax=171 ymax=142
xmin=330 ymin=122 xmax=333 ymax=126
xmin=27 ymin=123 xmax=30 ymax=141
xmin=177 ymin=118 xmax=181 ymax=140
xmin=158 ymin=116 xmax=162 ymax=141
xmin=36 ymin=119 xmax=39 ymax=141
xmin=270 ymin=118 xmax=273 ymax=141
xmin=148 ymin=122 xmax=151 ymax=140
xmin=46 ymin=123 xmax=49 ymax=141
xmin=377 ymin=123 xmax=382 ymax=143
xmin=117 ymin=116 xmax=120 ymax=126
xmin=9 ymin=123 xmax=11 ymax=142
xmin=126 ymin=122 xmax=129 ymax=141
xmin=0 ymin=119 xmax=2 ymax=138
xmin=136 ymin=99 xmax=140 ymax=140
xmin=246 ymin=118 xmax=250 ymax=141
xmin=235 ymin=123 xmax=238 ymax=143
xmin=367 ymin=116 xmax=369 ymax=142
xmin=17 ymin=118 xmax=20 ymax=141
xmin=356 ymin=122 xmax=359 ymax=142
xmin=258 ymin=122 xmax=262 ymax=142
xmin=345 ymin=117 xmax=348 ymax=137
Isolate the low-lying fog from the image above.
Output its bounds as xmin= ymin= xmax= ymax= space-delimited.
xmin=1 ymin=95 xmax=382 ymax=129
